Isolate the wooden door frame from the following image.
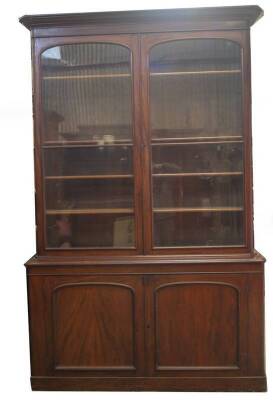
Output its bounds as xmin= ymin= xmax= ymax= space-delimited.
xmin=32 ymin=34 xmax=144 ymax=256
xmin=139 ymin=30 xmax=253 ymax=256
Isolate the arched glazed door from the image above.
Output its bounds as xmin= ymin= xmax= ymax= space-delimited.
xmin=35 ymin=36 xmax=143 ymax=254
xmin=140 ymin=32 xmax=249 ymax=254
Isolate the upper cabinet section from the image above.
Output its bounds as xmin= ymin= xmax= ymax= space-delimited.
xmin=20 ymin=7 xmax=262 ymax=255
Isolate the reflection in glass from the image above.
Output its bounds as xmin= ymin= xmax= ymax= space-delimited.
xmin=152 ymin=142 xmax=243 ymax=174
xmin=47 ymin=214 xmax=135 ymax=248
xmin=44 ymin=146 xmax=133 ymax=176
xmin=45 ymin=178 xmax=134 ymax=210
xmin=150 ymin=39 xmax=242 ymax=140
xmin=41 ymin=43 xmax=132 ymax=143
xmin=153 ymin=175 xmax=243 ymax=208
xmin=154 ymin=212 xmax=243 ymax=247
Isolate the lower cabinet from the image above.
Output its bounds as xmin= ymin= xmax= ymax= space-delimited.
xmin=27 ymin=268 xmax=266 ymax=390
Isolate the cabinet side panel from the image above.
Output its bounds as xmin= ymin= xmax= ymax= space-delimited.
xmin=247 ymin=267 xmax=265 ymax=375
xmin=27 ymin=275 xmax=53 ymax=375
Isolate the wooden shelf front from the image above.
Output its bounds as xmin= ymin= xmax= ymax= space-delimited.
xmin=151 ymin=135 xmax=243 ymax=143
xmin=43 ymin=73 xmax=131 ymax=80
xmin=45 ymin=174 xmax=134 ymax=180
xmin=43 ymin=140 xmax=132 ymax=148
xmin=151 ymin=69 xmax=241 ymax=77
xmin=153 ymin=172 xmax=243 ymax=177
xmin=46 ymin=208 xmax=134 ymax=215
xmin=153 ymin=207 xmax=244 ymax=213
xmin=42 ymin=69 xmax=241 ymax=80
xmin=151 ymin=140 xmax=243 ymax=146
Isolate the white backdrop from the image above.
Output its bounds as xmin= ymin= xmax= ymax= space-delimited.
xmin=0 ymin=0 xmax=272 ymax=397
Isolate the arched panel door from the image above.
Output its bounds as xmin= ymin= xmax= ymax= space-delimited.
xmin=34 ymin=36 xmax=143 ymax=254
xmin=52 ymin=282 xmax=136 ymax=371
xmin=144 ymin=273 xmax=250 ymax=376
xmin=140 ymin=32 xmax=250 ymax=255
xmin=27 ymin=274 xmax=145 ymax=376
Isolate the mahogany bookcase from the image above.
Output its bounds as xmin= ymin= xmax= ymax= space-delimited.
xmin=20 ymin=6 xmax=266 ymax=391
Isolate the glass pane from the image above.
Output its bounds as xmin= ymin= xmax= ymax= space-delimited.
xmin=47 ymin=214 xmax=134 ymax=248
xmin=153 ymin=142 xmax=243 ymax=173
xmin=149 ymin=39 xmax=244 ymax=248
xmin=43 ymin=145 xmax=132 ymax=176
xmin=154 ymin=212 xmax=243 ymax=247
xmin=41 ymin=43 xmax=132 ymax=143
xmin=150 ymin=39 xmax=242 ymax=140
xmin=41 ymin=43 xmax=135 ymax=248
xmin=45 ymin=178 xmax=133 ymax=210
xmin=153 ymin=175 xmax=243 ymax=208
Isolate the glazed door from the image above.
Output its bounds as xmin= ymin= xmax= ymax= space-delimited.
xmin=144 ymin=273 xmax=257 ymax=377
xmin=35 ymin=35 xmax=143 ymax=254
xmin=141 ymin=32 xmax=251 ymax=254
xmin=28 ymin=274 xmax=145 ymax=376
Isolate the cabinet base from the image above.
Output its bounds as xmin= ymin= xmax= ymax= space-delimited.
xmin=31 ymin=376 xmax=267 ymax=392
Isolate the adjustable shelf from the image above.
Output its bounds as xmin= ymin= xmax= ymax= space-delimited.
xmin=46 ymin=208 xmax=134 ymax=215
xmin=43 ymin=139 xmax=132 ymax=148
xmin=151 ymin=135 xmax=243 ymax=143
xmin=45 ymin=174 xmax=133 ymax=180
xmin=43 ymin=69 xmax=241 ymax=80
xmin=152 ymin=139 xmax=243 ymax=146
xmin=153 ymin=172 xmax=243 ymax=177
xmin=43 ymin=73 xmax=131 ymax=80
xmin=151 ymin=69 xmax=241 ymax=77
xmin=153 ymin=207 xmax=244 ymax=213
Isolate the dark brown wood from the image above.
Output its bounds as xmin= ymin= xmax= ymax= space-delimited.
xmin=145 ymin=273 xmax=263 ymax=376
xmin=31 ymin=376 xmax=267 ymax=391
xmin=28 ymin=274 xmax=145 ymax=376
xmin=26 ymin=260 xmax=266 ymax=391
xmin=32 ymin=34 xmax=144 ymax=256
xmin=140 ymin=29 xmax=253 ymax=255
xmin=19 ymin=6 xmax=263 ymax=36
xmin=21 ymin=6 xmax=266 ymax=392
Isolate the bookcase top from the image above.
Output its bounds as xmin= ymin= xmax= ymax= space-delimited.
xmin=20 ymin=5 xmax=263 ymax=32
